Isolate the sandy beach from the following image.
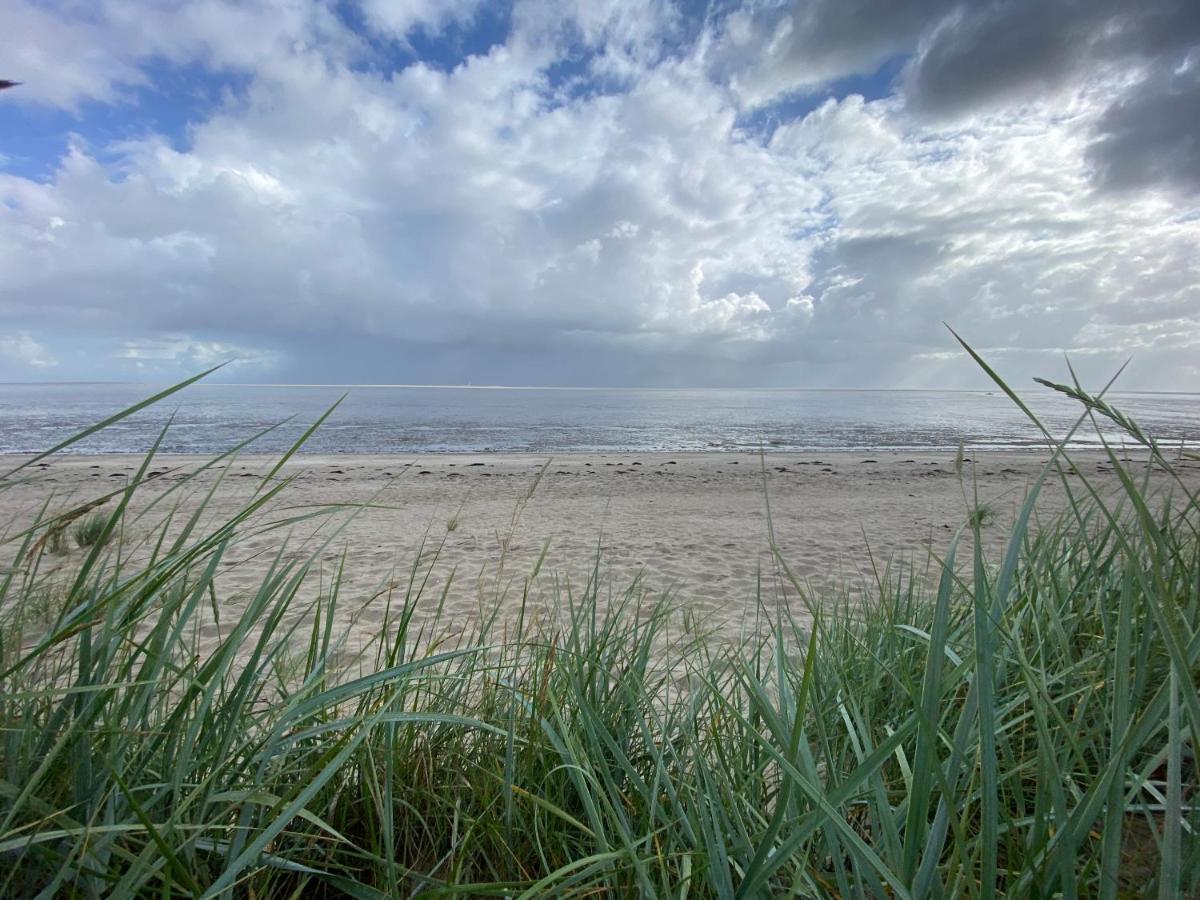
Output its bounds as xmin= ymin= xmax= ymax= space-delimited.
xmin=7 ymin=449 xmax=1196 ymax=648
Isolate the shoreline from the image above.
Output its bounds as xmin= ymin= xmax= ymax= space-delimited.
xmin=1 ymin=446 xmax=1173 ymax=465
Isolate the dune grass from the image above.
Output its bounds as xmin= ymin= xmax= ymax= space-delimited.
xmin=0 ymin=362 xmax=1197 ymax=897
xmin=72 ymin=511 xmax=110 ymax=550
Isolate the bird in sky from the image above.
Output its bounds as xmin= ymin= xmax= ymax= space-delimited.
xmin=0 ymin=81 xmax=21 ymax=90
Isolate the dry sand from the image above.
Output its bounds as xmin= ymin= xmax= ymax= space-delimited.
xmin=4 ymin=450 xmax=1197 ymax=649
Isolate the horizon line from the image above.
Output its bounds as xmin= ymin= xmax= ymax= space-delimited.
xmin=1 ymin=381 xmax=1198 ymax=396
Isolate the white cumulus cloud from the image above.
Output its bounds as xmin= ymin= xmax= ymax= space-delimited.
xmin=0 ymin=0 xmax=1196 ymax=388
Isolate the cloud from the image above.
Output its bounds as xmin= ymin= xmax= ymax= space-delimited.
xmin=0 ymin=332 xmax=57 ymax=374
xmin=1086 ymin=60 xmax=1200 ymax=194
xmin=5 ymin=2 xmax=147 ymax=109
xmin=726 ymin=0 xmax=1200 ymax=197
xmin=0 ymin=0 xmax=1197 ymax=388
xmin=904 ymin=0 xmax=1200 ymax=116
xmin=4 ymin=0 xmax=357 ymax=110
xmin=902 ymin=1 xmax=1083 ymax=116
xmin=358 ymin=0 xmax=485 ymax=39
xmin=764 ymin=89 xmax=1200 ymax=384
xmin=721 ymin=0 xmax=956 ymax=104
xmin=117 ymin=336 xmax=279 ymax=371
xmin=726 ymin=0 xmax=1200 ymax=113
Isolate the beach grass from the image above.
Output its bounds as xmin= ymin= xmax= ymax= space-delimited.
xmin=0 ymin=361 xmax=1197 ymax=897
xmin=72 ymin=511 xmax=110 ymax=549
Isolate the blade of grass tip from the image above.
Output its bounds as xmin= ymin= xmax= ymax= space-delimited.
xmin=1059 ymin=356 xmax=1200 ymax=515
xmin=947 ymin=324 xmax=1131 ymax=458
xmin=0 ymin=364 xmax=225 ymax=480
xmin=1063 ymin=400 xmax=1200 ymax=751
xmin=951 ymin=342 xmax=1128 ymax=607
xmin=1036 ymin=366 xmax=1151 ymax=447
xmin=254 ymin=393 xmax=346 ymax=495
xmin=946 ymin=325 xmax=1058 ymax=444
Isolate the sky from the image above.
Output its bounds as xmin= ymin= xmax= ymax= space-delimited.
xmin=1 ymin=0 xmax=1198 ymax=389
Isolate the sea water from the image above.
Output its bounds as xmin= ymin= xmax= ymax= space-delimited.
xmin=0 ymin=383 xmax=1196 ymax=455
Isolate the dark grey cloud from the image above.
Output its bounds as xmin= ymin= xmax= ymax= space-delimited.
xmin=904 ymin=1 xmax=1083 ymax=116
xmin=735 ymin=0 xmax=1199 ymax=194
xmin=904 ymin=0 xmax=1200 ymax=195
xmin=769 ymin=0 xmax=952 ymax=80
xmin=1086 ymin=63 xmax=1200 ymax=194
xmin=725 ymin=0 xmax=955 ymax=99
xmin=905 ymin=0 xmax=1200 ymax=116
xmin=735 ymin=0 xmax=1200 ymax=108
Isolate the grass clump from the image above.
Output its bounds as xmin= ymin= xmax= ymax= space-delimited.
xmin=0 ymin=358 xmax=1197 ymax=897
xmin=72 ymin=510 xmax=109 ymax=548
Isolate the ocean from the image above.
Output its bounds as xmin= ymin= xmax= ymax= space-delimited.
xmin=0 ymin=383 xmax=1196 ymax=456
